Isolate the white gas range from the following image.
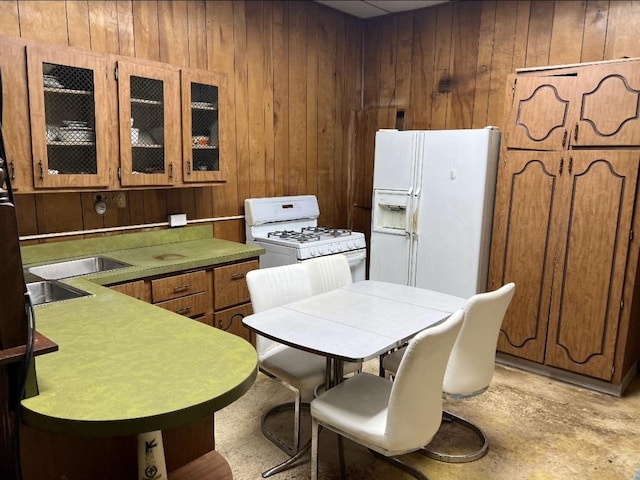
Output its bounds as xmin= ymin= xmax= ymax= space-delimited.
xmin=244 ymin=195 xmax=367 ymax=282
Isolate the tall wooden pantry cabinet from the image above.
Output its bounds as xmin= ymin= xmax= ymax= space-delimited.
xmin=489 ymin=58 xmax=640 ymax=395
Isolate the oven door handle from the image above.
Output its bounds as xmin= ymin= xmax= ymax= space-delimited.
xmin=343 ymin=250 xmax=367 ymax=265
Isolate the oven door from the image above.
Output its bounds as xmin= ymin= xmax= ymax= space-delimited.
xmin=341 ymin=249 xmax=367 ymax=282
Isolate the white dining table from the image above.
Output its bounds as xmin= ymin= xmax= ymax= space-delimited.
xmin=242 ymin=280 xmax=467 ymax=477
xmin=243 ymin=279 xmax=467 ymax=367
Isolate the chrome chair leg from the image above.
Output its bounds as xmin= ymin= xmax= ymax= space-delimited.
xmin=260 ymin=390 xmax=308 ymax=457
xmin=369 ymin=449 xmax=430 ymax=480
xmin=421 ymin=410 xmax=489 ymax=463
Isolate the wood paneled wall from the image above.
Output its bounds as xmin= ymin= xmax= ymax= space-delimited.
xmin=0 ymin=0 xmax=361 ymax=242
xmin=352 ymin=0 xmax=640 ymax=241
xmin=4 ymin=0 xmax=640 ymax=244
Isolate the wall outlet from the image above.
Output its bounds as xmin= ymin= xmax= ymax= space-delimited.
xmin=168 ymin=213 xmax=187 ymax=228
xmin=113 ymin=192 xmax=127 ymax=208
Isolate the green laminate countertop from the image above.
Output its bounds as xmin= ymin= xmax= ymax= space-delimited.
xmin=19 ymin=225 xmax=263 ymax=437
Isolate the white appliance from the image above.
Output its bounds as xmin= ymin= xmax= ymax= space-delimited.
xmin=245 ymin=195 xmax=367 ymax=282
xmin=369 ymin=127 xmax=501 ymax=299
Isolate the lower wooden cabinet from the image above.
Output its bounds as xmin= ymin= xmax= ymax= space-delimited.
xmin=215 ymin=303 xmax=254 ymax=345
xmin=108 ymin=258 xmax=258 ymax=343
xmin=213 ymin=260 xmax=258 ymax=345
xmin=489 ymin=150 xmax=640 ymax=392
xmin=109 ymin=279 xmax=150 ymax=302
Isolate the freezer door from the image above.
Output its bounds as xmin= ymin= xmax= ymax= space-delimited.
xmin=373 ymin=129 xmax=421 ymax=190
xmin=413 ymin=128 xmax=500 ymax=298
xmin=369 ymin=129 xmax=424 ymax=284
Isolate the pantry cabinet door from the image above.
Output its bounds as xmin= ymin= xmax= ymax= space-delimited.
xmin=490 ymin=151 xmax=564 ymax=363
xmin=545 ymin=152 xmax=639 ymax=380
xmin=505 ymin=75 xmax=576 ymax=151
xmin=572 ymin=62 xmax=640 ymax=147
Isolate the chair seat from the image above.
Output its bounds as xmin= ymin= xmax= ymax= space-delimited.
xmin=382 ymin=348 xmax=404 ymax=375
xmin=312 ymin=373 xmax=409 ymax=455
xmin=261 ymin=345 xmax=361 ymax=402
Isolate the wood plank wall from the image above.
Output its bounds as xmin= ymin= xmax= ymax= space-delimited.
xmin=353 ymin=0 xmax=640 ymax=243
xmin=4 ymin=0 xmax=640 ymax=246
xmin=0 ymin=0 xmax=361 ymax=243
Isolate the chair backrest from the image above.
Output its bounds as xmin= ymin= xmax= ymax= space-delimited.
xmin=443 ymin=282 xmax=516 ymax=397
xmin=385 ymin=309 xmax=464 ymax=451
xmin=246 ymin=264 xmax=313 ymax=356
xmin=303 ymin=254 xmax=353 ymax=295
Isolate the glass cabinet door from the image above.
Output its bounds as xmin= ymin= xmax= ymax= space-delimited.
xmin=181 ymin=69 xmax=227 ymax=183
xmin=26 ymin=45 xmax=110 ymax=188
xmin=117 ymin=61 xmax=180 ymax=186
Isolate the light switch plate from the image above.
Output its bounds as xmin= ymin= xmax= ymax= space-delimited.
xmin=168 ymin=213 xmax=187 ymax=227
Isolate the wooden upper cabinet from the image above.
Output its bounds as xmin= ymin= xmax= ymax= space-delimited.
xmin=506 ymin=74 xmax=575 ymax=151
xmin=26 ymin=44 xmax=111 ymax=188
xmin=117 ymin=60 xmax=181 ymax=187
xmin=572 ymin=62 xmax=640 ymax=147
xmin=181 ymin=69 xmax=228 ymax=183
xmin=507 ymin=60 xmax=640 ymax=151
xmin=0 ymin=39 xmax=31 ymax=192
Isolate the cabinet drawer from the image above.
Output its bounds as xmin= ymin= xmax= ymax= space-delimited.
xmin=155 ymin=292 xmax=208 ymax=318
xmin=214 ymin=303 xmax=254 ymax=345
xmin=110 ymin=280 xmax=151 ymax=302
xmin=214 ymin=260 xmax=258 ymax=310
xmin=152 ymin=271 xmax=208 ymax=303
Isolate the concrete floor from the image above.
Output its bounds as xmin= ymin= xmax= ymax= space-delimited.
xmin=215 ymin=361 xmax=640 ymax=480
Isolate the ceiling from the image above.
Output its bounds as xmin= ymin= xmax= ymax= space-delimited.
xmin=314 ymin=0 xmax=449 ymax=19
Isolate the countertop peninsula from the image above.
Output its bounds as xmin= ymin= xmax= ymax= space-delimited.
xmin=19 ymin=225 xmax=263 ymax=437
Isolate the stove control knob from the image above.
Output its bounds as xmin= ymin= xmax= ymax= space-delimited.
xmin=310 ymin=248 xmax=319 ymax=257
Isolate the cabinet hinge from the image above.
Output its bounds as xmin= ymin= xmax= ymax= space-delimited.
xmin=631 ymin=230 xmax=634 ymax=241
xmin=621 ymin=299 xmax=624 ymax=310
xmin=117 ymin=167 xmax=121 ymax=179
xmin=114 ymin=67 xmax=118 ymax=80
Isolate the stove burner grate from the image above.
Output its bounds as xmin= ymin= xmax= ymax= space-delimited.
xmin=302 ymin=226 xmax=352 ymax=237
xmin=268 ymin=230 xmax=322 ymax=242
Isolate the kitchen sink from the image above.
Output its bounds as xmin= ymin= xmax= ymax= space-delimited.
xmin=28 ymin=256 xmax=132 ymax=280
xmin=26 ymin=281 xmax=92 ymax=306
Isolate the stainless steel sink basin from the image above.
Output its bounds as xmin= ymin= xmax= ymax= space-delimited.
xmin=28 ymin=256 xmax=132 ymax=280
xmin=27 ymin=281 xmax=92 ymax=306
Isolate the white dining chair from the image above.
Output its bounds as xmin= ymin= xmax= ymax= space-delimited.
xmin=310 ymin=308 xmax=464 ymax=480
xmin=382 ymin=282 xmax=516 ymax=463
xmin=303 ymin=253 xmax=353 ymax=295
xmin=303 ymin=254 xmax=362 ymax=381
xmin=246 ymin=264 xmax=327 ymax=461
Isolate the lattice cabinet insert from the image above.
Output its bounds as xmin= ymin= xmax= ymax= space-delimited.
xmin=26 ymin=44 xmax=110 ymax=188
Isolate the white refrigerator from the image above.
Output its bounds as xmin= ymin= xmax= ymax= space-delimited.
xmin=369 ymin=127 xmax=501 ymax=299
